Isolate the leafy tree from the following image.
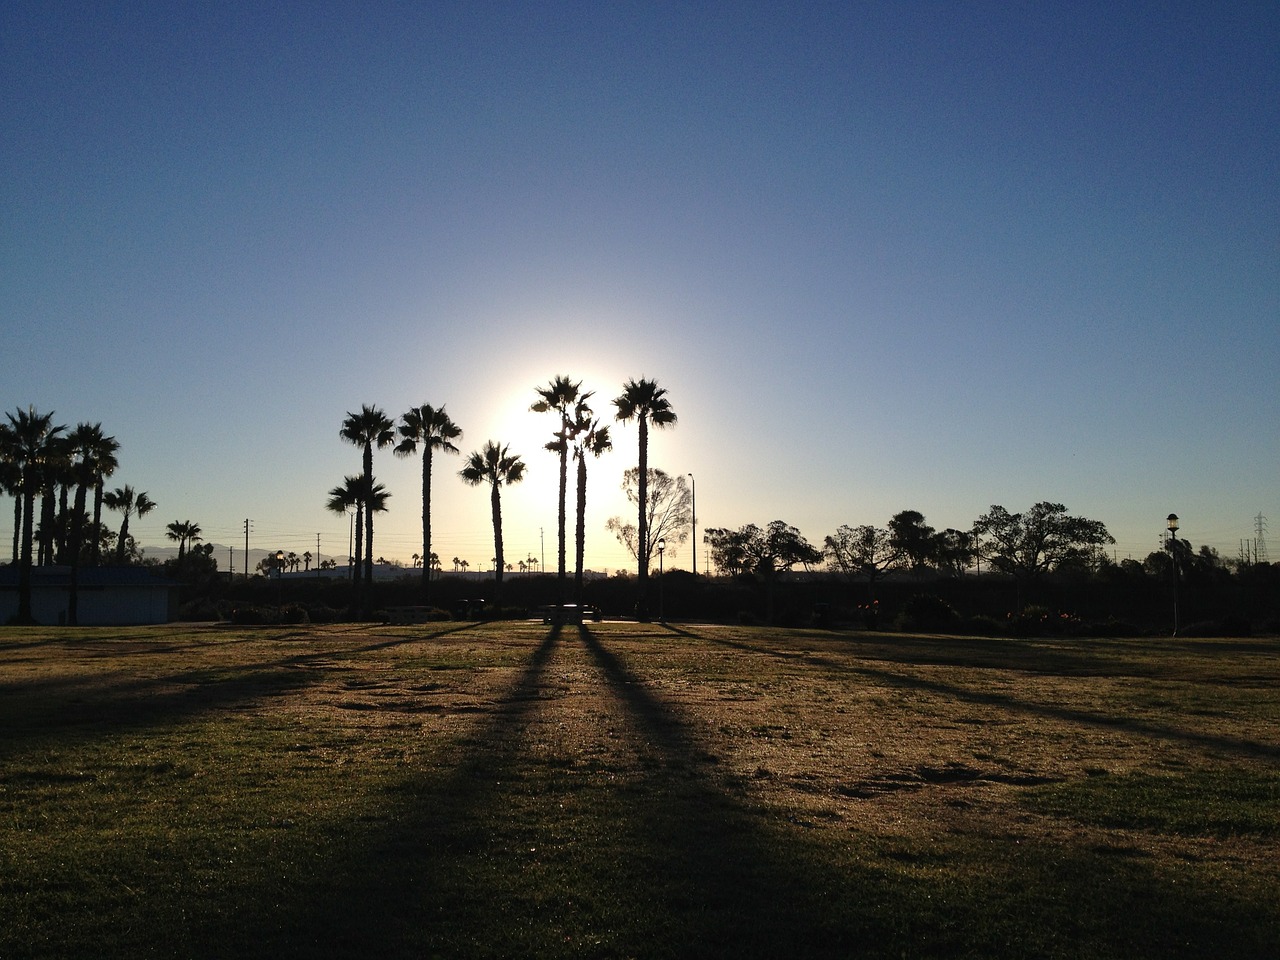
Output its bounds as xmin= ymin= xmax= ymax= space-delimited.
xmin=340 ymin=405 xmax=395 ymax=615
xmin=531 ymin=376 xmax=583 ymax=598
xmin=606 ymin=468 xmax=690 ymax=575
xmin=888 ymin=510 xmax=936 ymax=577
xmin=824 ymin=524 xmax=897 ymax=602
xmin=973 ymin=502 xmax=1114 ymax=609
xmin=570 ymin=397 xmax=611 ymax=601
xmin=932 ymin=527 xmax=976 ymax=577
xmin=459 ymin=441 xmax=525 ymax=601
xmin=704 ymin=520 xmax=822 ymax=622
xmin=612 ymin=379 xmax=677 ymax=619
xmin=4 ymin=407 xmax=66 ymax=621
xmin=395 ymin=403 xmax=462 ymax=603
xmin=102 ymin=484 xmax=156 ymax=564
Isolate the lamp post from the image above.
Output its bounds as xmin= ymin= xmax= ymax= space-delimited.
xmin=687 ymin=473 xmax=696 ymax=577
xmin=657 ymin=537 xmax=666 ymax=623
xmin=1166 ymin=514 xmax=1180 ymax=636
xmin=275 ymin=549 xmax=285 ymax=608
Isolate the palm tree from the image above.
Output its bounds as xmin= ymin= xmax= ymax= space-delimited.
xmin=0 ymin=426 xmax=21 ymax=565
xmin=165 ymin=520 xmax=202 ymax=559
xmin=340 ymin=405 xmax=395 ymax=611
xmin=531 ymin=376 xmax=583 ymax=599
xmin=304 ymin=551 xmax=313 ymax=572
xmin=88 ymin=432 xmax=120 ymax=564
xmin=61 ymin=423 xmax=118 ymax=568
xmin=394 ymin=403 xmax=462 ymax=603
xmin=4 ymin=407 xmax=66 ymax=622
xmin=571 ymin=398 xmax=612 ymax=602
xmin=103 ymin=485 xmax=157 ymax=563
xmin=612 ymin=378 xmax=677 ymax=618
xmin=326 ymin=474 xmax=365 ymax=603
xmin=459 ymin=441 xmax=526 ymax=602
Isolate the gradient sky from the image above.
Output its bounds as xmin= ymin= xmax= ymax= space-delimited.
xmin=4 ymin=1 xmax=1277 ymax=575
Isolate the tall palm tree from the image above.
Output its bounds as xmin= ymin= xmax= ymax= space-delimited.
xmin=38 ymin=434 xmax=72 ymax=565
xmin=326 ymin=474 xmax=365 ymax=604
xmin=4 ymin=407 xmax=65 ymax=622
xmin=103 ymin=485 xmax=157 ymax=563
xmin=459 ymin=441 xmax=525 ymax=603
xmin=88 ymin=432 xmax=120 ymax=564
xmin=571 ymin=399 xmax=612 ymax=602
xmin=612 ymin=378 xmax=676 ymax=619
xmin=1 ymin=421 xmax=24 ymax=564
xmin=62 ymin=423 xmax=117 ymax=566
xmin=340 ymin=405 xmax=395 ymax=612
xmin=65 ymin=424 xmax=114 ymax=623
xmin=531 ymin=376 xmax=583 ymax=599
xmin=360 ymin=478 xmax=391 ymax=604
xmin=394 ymin=403 xmax=462 ymax=603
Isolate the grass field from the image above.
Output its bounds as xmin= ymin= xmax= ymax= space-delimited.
xmin=2 ymin=622 xmax=1278 ymax=959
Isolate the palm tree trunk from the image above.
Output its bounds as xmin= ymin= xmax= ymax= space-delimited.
xmin=92 ymin=483 xmax=104 ymax=564
xmin=116 ymin=513 xmax=130 ymax=563
xmin=575 ymin=454 xmax=587 ymax=603
xmin=490 ymin=480 xmax=504 ymax=603
xmin=351 ymin=501 xmax=364 ymax=616
xmin=12 ymin=495 xmax=21 ymax=564
xmin=68 ymin=483 xmax=88 ymax=625
xmin=636 ymin=417 xmax=650 ymax=620
xmin=18 ymin=487 xmax=36 ymax=622
xmin=557 ymin=428 xmax=568 ymax=599
xmin=363 ymin=445 xmax=374 ymax=615
xmin=421 ymin=451 xmax=432 ymax=602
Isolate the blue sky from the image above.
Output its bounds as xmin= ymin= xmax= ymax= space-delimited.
xmin=3 ymin=1 xmax=1277 ymax=573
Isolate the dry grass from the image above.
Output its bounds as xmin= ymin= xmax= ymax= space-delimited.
xmin=2 ymin=621 xmax=1277 ymax=958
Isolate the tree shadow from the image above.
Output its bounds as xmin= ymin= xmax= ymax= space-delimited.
xmin=689 ymin=628 xmax=1280 ymax=762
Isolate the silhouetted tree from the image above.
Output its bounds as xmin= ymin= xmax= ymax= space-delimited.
xmin=395 ymin=403 xmax=461 ymax=603
xmin=824 ymin=524 xmax=897 ymax=602
xmin=4 ymin=407 xmax=66 ymax=621
xmin=532 ymin=376 xmax=583 ymax=600
xmin=973 ymin=502 xmax=1114 ymax=610
xmin=606 ymin=468 xmax=690 ymax=575
xmin=103 ymin=484 xmax=156 ymax=564
xmin=570 ymin=397 xmax=611 ymax=601
xmin=459 ymin=441 xmax=525 ymax=603
xmin=340 ymin=405 xmax=395 ymax=615
xmin=612 ymin=379 xmax=676 ymax=619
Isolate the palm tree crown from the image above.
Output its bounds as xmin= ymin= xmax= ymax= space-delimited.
xmin=102 ymin=484 xmax=156 ymax=563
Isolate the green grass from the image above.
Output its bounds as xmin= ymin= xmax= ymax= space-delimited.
xmin=1 ymin=623 xmax=1278 ymax=958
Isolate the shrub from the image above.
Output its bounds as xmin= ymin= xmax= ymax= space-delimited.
xmin=895 ymin=594 xmax=958 ymax=632
xmin=176 ymin=598 xmax=222 ymax=622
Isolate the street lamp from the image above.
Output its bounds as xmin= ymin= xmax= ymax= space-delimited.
xmin=657 ymin=537 xmax=666 ymax=623
xmin=687 ymin=473 xmax=696 ymax=577
xmin=275 ymin=549 xmax=285 ymax=608
xmin=1166 ymin=514 xmax=1180 ymax=636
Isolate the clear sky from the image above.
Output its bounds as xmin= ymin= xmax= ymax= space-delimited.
xmin=3 ymin=1 xmax=1277 ymax=574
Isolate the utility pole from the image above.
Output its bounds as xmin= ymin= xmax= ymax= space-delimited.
xmin=243 ymin=519 xmax=252 ymax=581
xmin=316 ymin=533 xmax=322 ymax=576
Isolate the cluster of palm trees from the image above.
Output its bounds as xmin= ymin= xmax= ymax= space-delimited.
xmin=331 ymin=377 xmax=675 ymax=618
xmin=1 ymin=405 xmax=165 ymax=623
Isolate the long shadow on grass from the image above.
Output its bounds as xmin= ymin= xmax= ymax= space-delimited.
xmin=572 ymin=624 xmax=872 ymax=956
xmin=174 ymin=624 xmax=567 ymax=959
xmin=0 ymin=622 xmax=494 ymax=761
xmin=695 ymin=629 xmax=1280 ymax=762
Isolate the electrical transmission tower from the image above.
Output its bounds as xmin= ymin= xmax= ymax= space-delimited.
xmin=1255 ymin=512 xmax=1269 ymax=563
